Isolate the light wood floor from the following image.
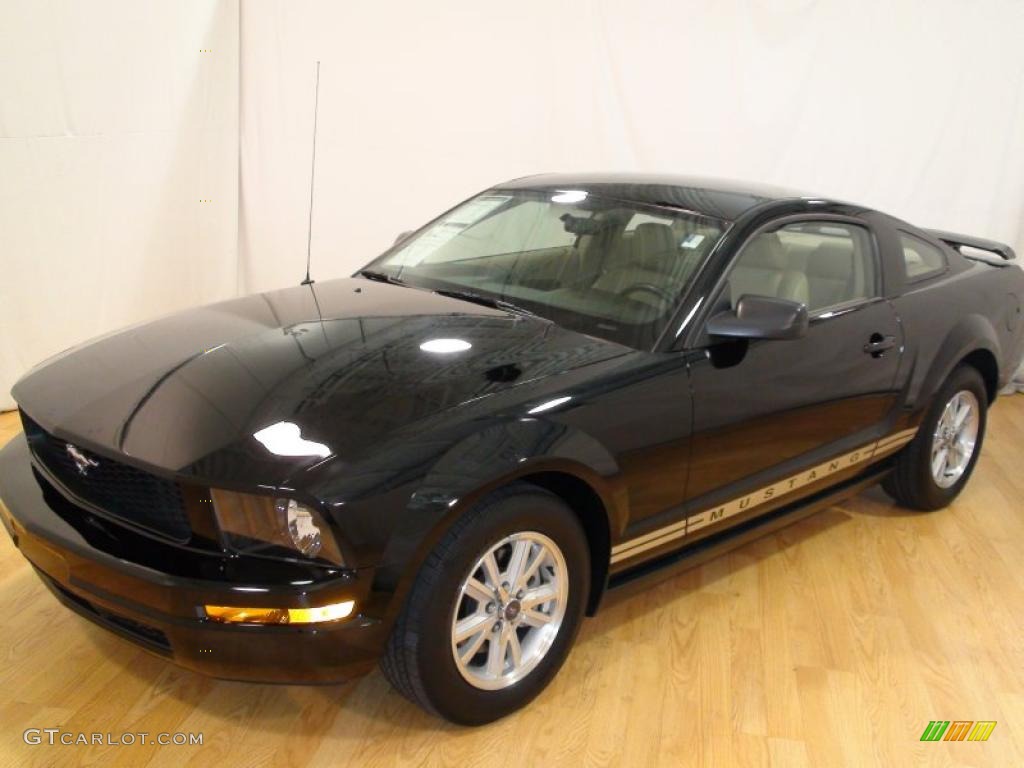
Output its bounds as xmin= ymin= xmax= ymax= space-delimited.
xmin=1 ymin=400 xmax=1022 ymax=768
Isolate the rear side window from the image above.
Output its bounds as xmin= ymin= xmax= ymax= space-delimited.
xmin=899 ymin=233 xmax=946 ymax=280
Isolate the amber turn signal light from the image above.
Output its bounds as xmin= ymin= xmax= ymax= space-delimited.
xmin=204 ymin=600 xmax=355 ymax=624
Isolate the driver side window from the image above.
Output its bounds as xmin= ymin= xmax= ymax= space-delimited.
xmin=727 ymin=222 xmax=876 ymax=313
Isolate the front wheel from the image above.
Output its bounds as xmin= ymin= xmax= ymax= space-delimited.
xmin=882 ymin=366 xmax=987 ymax=510
xmin=381 ymin=484 xmax=589 ymax=724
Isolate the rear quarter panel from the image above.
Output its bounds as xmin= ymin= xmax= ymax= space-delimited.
xmin=888 ymin=247 xmax=1024 ymax=410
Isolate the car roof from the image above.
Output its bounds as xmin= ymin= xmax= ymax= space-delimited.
xmin=495 ymin=172 xmax=817 ymax=221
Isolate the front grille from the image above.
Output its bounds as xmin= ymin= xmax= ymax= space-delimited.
xmin=20 ymin=412 xmax=191 ymax=542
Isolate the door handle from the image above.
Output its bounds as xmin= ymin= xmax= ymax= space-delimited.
xmin=863 ymin=333 xmax=896 ymax=357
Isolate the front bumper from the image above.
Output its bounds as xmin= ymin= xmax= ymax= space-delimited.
xmin=0 ymin=435 xmax=387 ymax=684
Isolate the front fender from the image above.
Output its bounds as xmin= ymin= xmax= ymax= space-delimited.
xmin=371 ymin=416 xmax=624 ymax=620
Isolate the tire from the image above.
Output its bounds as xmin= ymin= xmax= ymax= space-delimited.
xmin=882 ymin=365 xmax=988 ymax=511
xmin=380 ymin=483 xmax=590 ymax=724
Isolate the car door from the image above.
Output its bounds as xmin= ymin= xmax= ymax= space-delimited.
xmin=682 ymin=216 xmax=903 ymax=535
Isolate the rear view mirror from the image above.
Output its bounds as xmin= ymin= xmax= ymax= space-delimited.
xmin=706 ymin=295 xmax=808 ymax=341
xmin=394 ymin=230 xmax=414 ymax=245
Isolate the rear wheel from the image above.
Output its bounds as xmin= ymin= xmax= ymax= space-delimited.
xmin=882 ymin=366 xmax=987 ymax=510
xmin=381 ymin=484 xmax=589 ymax=724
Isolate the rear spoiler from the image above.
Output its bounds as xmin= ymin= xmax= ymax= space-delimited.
xmin=925 ymin=229 xmax=1016 ymax=263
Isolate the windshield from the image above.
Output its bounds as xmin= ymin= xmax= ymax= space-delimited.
xmin=362 ymin=188 xmax=727 ymax=349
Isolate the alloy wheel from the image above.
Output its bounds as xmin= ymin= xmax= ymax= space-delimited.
xmin=450 ymin=532 xmax=568 ymax=691
xmin=930 ymin=390 xmax=980 ymax=489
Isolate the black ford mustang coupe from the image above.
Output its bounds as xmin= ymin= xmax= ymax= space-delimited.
xmin=2 ymin=174 xmax=1022 ymax=724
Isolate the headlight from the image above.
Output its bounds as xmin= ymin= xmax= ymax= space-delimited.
xmin=277 ymin=498 xmax=323 ymax=558
xmin=210 ymin=490 xmax=345 ymax=566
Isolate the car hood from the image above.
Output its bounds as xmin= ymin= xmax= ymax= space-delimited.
xmin=12 ymin=278 xmax=630 ymax=487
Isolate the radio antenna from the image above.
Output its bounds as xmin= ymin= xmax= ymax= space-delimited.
xmin=301 ymin=60 xmax=321 ymax=286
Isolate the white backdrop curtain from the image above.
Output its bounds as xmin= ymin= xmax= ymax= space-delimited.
xmin=3 ymin=1 xmax=1024 ymax=411
xmin=237 ymin=0 xmax=1024 ymax=293
xmin=0 ymin=0 xmax=240 ymax=411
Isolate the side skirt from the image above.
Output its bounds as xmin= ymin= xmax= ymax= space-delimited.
xmin=599 ymin=465 xmax=891 ymax=608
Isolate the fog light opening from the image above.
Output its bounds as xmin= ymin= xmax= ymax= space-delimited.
xmin=204 ymin=600 xmax=355 ymax=624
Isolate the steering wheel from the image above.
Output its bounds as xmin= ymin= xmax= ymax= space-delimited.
xmin=621 ymin=283 xmax=675 ymax=307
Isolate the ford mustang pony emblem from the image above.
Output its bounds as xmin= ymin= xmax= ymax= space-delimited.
xmin=65 ymin=443 xmax=99 ymax=476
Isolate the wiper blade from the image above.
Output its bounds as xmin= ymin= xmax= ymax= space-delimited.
xmin=433 ymin=288 xmax=541 ymax=319
xmin=358 ymin=269 xmax=404 ymax=285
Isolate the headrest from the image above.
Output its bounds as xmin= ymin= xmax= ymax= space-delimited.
xmin=632 ymin=223 xmax=677 ymax=269
xmin=739 ymin=233 xmax=786 ymax=270
xmin=808 ymin=241 xmax=854 ymax=279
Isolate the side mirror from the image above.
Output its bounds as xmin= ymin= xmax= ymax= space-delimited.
xmin=394 ymin=230 xmax=414 ymax=245
xmin=706 ymin=295 xmax=808 ymax=341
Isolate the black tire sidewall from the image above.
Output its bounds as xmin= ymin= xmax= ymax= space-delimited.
xmin=412 ymin=489 xmax=590 ymax=725
xmin=909 ymin=367 xmax=987 ymax=508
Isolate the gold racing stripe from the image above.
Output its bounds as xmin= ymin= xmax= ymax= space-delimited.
xmin=874 ymin=427 xmax=919 ymax=452
xmin=610 ymin=427 xmax=918 ymax=565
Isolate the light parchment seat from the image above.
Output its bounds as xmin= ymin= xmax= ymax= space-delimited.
xmin=729 ymin=232 xmax=809 ymax=307
xmin=592 ymin=223 xmax=680 ymax=307
xmin=806 ymin=241 xmax=859 ymax=309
